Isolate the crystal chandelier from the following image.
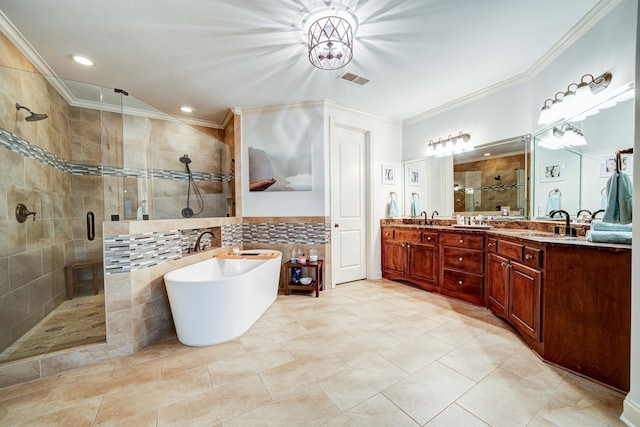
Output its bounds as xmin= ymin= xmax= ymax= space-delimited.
xmin=304 ymin=7 xmax=358 ymax=70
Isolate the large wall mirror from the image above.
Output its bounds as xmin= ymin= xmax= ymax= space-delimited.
xmin=453 ymin=135 xmax=530 ymax=217
xmin=402 ymin=135 xmax=531 ymax=218
xmin=532 ymin=82 xmax=634 ymax=220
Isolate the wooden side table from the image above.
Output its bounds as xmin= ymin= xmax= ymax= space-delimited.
xmin=284 ymin=260 xmax=323 ymax=298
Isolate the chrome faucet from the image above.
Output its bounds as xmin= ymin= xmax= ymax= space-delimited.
xmin=591 ymin=209 xmax=605 ymax=220
xmin=193 ymin=231 xmax=215 ymax=253
xmin=575 ymin=209 xmax=592 ymax=223
xmin=550 ymin=210 xmax=574 ymax=236
xmin=420 ymin=211 xmax=428 ymax=225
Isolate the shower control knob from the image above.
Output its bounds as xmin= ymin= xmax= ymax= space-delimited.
xmin=15 ymin=204 xmax=36 ymax=223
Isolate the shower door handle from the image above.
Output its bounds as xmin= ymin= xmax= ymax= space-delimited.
xmin=86 ymin=211 xmax=95 ymax=241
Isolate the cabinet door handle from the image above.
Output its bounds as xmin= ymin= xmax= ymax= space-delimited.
xmin=525 ymin=254 xmax=534 ymax=260
xmin=407 ymin=244 xmax=411 ymax=248
xmin=458 ymin=257 xmax=464 ymax=262
xmin=458 ymin=280 xmax=463 ymax=285
xmin=402 ymin=243 xmax=406 ymax=248
xmin=459 ymin=239 xmax=464 ymax=243
xmin=500 ymin=262 xmax=508 ymax=267
xmin=427 ymin=236 xmax=432 ymax=241
xmin=488 ymin=242 xmax=494 ymax=247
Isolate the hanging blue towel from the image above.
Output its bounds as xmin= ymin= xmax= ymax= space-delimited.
xmin=603 ymin=171 xmax=633 ymax=224
xmin=545 ymin=193 xmax=561 ymax=215
xmin=388 ymin=198 xmax=398 ymax=218
xmin=410 ymin=194 xmax=420 ymax=217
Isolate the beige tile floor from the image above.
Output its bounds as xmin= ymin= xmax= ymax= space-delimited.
xmin=0 ymin=279 xmax=626 ymax=426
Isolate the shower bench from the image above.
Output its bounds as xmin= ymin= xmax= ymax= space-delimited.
xmin=65 ymin=259 xmax=103 ymax=300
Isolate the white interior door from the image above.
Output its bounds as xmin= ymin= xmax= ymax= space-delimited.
xmin=331 ymin=124 xmax=367 ymax=285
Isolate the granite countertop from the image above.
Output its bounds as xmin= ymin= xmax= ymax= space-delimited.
xmin=380 ymin=219 xmax=631 ymax=250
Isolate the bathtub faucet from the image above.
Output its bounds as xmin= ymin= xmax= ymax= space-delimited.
xmin=193 ymin=231 xmax=216 ymax=253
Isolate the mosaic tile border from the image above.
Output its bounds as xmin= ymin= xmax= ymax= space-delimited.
xmin=242 ymin=223 xmax=331 ymax=245
xmin=0 ymin=126 xmax=232 ymax=183
xmin=104 ymin=223 xmax=330 ymax=274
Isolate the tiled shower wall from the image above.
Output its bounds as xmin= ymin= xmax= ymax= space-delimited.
xmin=0 ymin=37 xmax=75 ymax=353
xmin=0 ymin=31 xmax=233 ymax=358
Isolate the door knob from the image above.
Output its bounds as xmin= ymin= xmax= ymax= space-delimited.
xmin=334 ymin=223 xmax=339 ymax=228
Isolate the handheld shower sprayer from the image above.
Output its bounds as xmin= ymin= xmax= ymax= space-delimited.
xmin=179 ymin=154 xmax=204 ymax=218
xmin=15 ymin=103 xmax=48 ymax=122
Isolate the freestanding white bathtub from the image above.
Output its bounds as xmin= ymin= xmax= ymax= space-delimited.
xmin=164 ymin=250 xmax=282 ymax=346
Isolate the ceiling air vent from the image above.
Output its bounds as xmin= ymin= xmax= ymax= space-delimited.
xmin=338 ymin=71 xmax=370 ymax=86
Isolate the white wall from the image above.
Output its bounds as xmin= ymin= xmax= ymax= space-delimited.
xmin=241 ymin=101 xmax=402 ymax=281
xmin=403 ymin=82 xmax=533 ymax=162
xmin=325 ymin=103 xmax=403 ymax=280
xmin=241 ymin=103 xmax=326 ymax=217
xmin=623 ymin=3 xmax=640 ymax=425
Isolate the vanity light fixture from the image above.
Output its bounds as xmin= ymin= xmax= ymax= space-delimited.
xmin=537 ymin=72 xmax=612 ymax=125
xmin=304 ymin=6 xmax=358 ymax=70
xmin=71 ymin=55 xmax=94 ymax=66
xmin=552 ymin=123 xmax=587 ymax=147
xmin=426 ymin=132 xmax=472 ymax=157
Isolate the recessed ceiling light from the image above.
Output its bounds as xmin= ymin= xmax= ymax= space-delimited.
xmin=483 ymin=153 xmax=491 ymax=157
xmin=72 ymin=55 xmax=94 ymax=66
xmin=180 ymin=106 xmax=195 ymax=113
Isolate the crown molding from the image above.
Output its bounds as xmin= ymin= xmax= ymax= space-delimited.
xmin=403 ymin=72 xmax=530 ymax=126
xmin=240 ymin=100 xmax=326 ymax=115
xmin=324 ymin=99 xmax=402 ymax=125
xmin=404 ymin=0 xmax=621 ymax=126
xmin=0 ymin=10 xmax=76 ymax=105
xmin=528 ymin=0 xmax=621 ymax=77
xmin=173 ymin=116 xmax=224 ymax=129
xmin=222 ymin=108 xmax=241 ymax=128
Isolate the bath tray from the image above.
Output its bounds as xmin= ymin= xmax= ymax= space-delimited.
xmin=216 ymin=252 xmax=280 ymax=260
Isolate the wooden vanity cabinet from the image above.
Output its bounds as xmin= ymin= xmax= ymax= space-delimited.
xmin=381 ymin=227 xmax=438 ymax=291
xmin=486 ymin=238 xmax=543 ymax=343
xmin=439 ymin=232 xmax=485 ymax=305
xmin=382 ymin=225 xmax=631 ymax=392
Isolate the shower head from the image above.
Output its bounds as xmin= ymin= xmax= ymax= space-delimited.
xmin=15 ymin=103 xmax=48 ymax=122
xmin=179 ymin=155 xmax=192 ymax=164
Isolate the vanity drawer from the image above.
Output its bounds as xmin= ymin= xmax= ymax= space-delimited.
xmin=497 ymin=239 xmax=523 ymax=261
xmin=487 ymin=238 xmax=498 ymax=253
xmin=395 ymin=229 xmax=423 ymax=243
xmin=523 ymin=246 xmax=543 ymax=269
xmin=382 ymin=228 xmax=395 ymax=241
xmin=442 ymin=270 xmax=483 ymax=298
xmin=442 ymin=247 xmax=484 ymax=273
xmin=421 ymin=232 xmax=438 ymax=244
xmin=441 ymin=233 xmax=484 ymax=249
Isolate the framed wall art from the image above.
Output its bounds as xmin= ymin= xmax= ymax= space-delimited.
xmin=382 ymin=164 xmax=395 ymax=185
xmin=540 ymin=160 xmax=565 ymax=182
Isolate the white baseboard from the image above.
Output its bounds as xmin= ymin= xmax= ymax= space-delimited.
xmin=621 ymin=398 xmax=640 ymax=426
